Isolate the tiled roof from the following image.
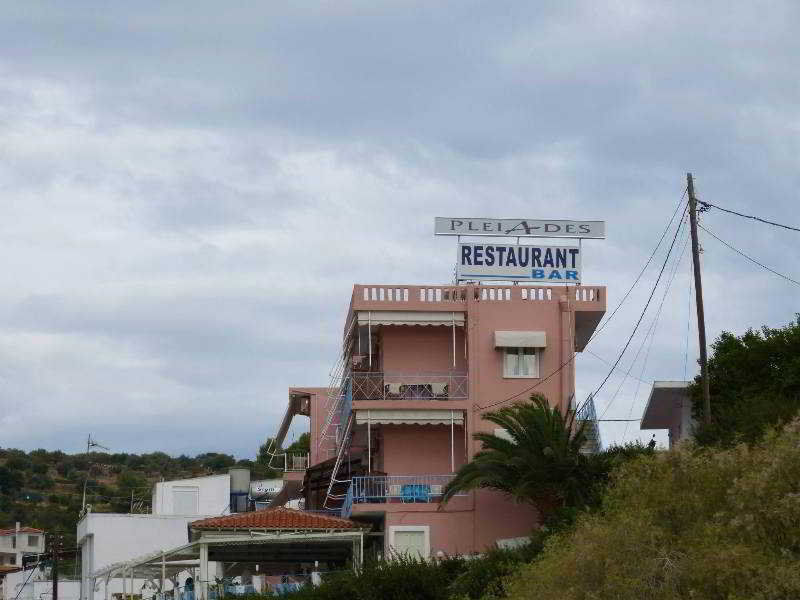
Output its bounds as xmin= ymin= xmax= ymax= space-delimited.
xmin=0 ymin=527 xmax=43 ymax=535
xmin=0 ymin=565 xmax=22 ymax=575
xmin=191 ymin=508 xmax=362 ymax=531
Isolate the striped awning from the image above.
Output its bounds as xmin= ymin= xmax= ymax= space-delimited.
xmin=355 ymin=409 xmax=464 ymax=425
xmin=357 ymin=311 xmax=465 ymax=327
xmin=494 ymin=330 xmax=547 ymax=348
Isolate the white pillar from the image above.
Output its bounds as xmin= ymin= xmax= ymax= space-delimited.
xmin=367 ymin=412 xmax=372 ymax=473
xmin=450 ymin=411 xmax=455 ymax=473
xmin=198 ymin=545 xmax=209 ymax=600
xmin=161 ymin=553 xmax=166 ymax=596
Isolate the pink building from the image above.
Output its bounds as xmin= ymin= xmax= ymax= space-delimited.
xmin=272 ymin=283 xmax=605 ymax=557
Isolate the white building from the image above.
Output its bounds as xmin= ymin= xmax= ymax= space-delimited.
xmin=0 ymin=525 xmax=44 ymax=569
xmin=151 ymin=474 xmax=231 ymax=516
xmin=78 ymin=471 xmax=242 ymax=600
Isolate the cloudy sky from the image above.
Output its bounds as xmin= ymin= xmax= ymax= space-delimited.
xmin=1 ymin=2 xmax=798 ymax=458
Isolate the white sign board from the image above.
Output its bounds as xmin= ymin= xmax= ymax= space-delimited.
xmin=436 ymin=217 xmax=605 ymax=239
xmin=457 ymin=243 xmax=581 ymax=282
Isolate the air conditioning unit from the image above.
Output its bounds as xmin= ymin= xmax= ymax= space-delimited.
xmin=429 ymin=485 xmax=443 ymax=496
xmin=388 ymin=484 xmax=403 ymax=497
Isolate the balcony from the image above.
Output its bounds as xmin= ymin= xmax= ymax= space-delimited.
xmin=349 ymin=372 xmax=468 ymax=402
xmin=352 ymin=475 xmax=460 ymax=506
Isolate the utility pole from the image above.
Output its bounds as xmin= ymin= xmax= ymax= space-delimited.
xmin=51 ymin=534 xmax=61 ymax=600
xmin=687 ymin=173 xmax=712 ymax=424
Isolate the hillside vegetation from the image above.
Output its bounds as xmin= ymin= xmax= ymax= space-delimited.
xmin=506 ymin=418 xmax=800 ymax=599
xmin=0 ymin=433 xmax=311 ymax=546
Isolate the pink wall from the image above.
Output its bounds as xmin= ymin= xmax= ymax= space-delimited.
xmin=324 ymin=284 xmax=605 ymax=554
xmin=289 ymin=387 xmax=329 ymax=467
xmin=380 ymin=326 xmax=467 ymax=373
xmin=380 ymin=425 xmax=466 ymax=475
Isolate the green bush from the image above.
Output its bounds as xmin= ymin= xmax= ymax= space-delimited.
xmin=506 ymin=418 xmax=800 ymax=600
xmin=450 ymin=543 xmax=544 ymax=600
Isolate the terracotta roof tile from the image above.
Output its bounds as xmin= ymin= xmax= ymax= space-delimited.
xmin=191 ymin=508 xmax=362 ymax=531
xmin=0 ymin=527 xmax=44 ymax=535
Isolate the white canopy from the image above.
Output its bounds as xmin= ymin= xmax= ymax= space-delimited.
xmin=357 ymin=311 xmax=465 ymax=327
xmin=355 ymin=409 xmax=464 ymax=426
xmin=494 ymin=330 xmax=547 ymax=348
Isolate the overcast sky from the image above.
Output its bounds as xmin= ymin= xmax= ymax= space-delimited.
xmin=1 ymin=2 xmax=798 ymax=458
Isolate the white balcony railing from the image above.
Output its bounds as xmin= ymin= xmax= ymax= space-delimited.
xmin=349 ymin=372 xmax=468 ymax=401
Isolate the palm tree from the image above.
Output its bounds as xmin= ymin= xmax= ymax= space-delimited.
xmin=441 ymin=394 xmax=607 ymax=516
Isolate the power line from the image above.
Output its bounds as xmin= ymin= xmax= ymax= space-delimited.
xmin=583 ymin=350 xmax=650 ymax=385
xmin=698 ymin=223 xmax=800 ymax=287
xmin=603 ymin=214 xmax=689 ymax=423
xmin=592 ymin=187 xmax=688 ymax=340
xmin=579 ymin=202 xmax=688 ymax=412
xmin=698 ymin=199 xmax=800 ymax=233
xmin=475 ymin=188 xmax=688 ymax=412
xmin=621 ymin=221 xmax=691 ymax=440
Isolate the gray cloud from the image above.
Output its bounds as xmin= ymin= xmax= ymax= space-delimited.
xmin=0 ymin=1 xmax=798 ymax=456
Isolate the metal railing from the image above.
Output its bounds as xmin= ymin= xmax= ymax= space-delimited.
xmin=349 ymin=475 xmax=463 ymax=505
xmin=576 ymin=394 xmax=602 ymax=455
xmin=340 ymin=482 xmax=355 ymax=518
xmin=349 ymin=372 xmax=468 ymax=401
xmin=268 ymin=451 xmax=310 ymax=472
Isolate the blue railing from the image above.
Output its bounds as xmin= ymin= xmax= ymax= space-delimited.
xmin=340 ymin=482 xmax=355 ymax=518
xmin=349 ymin=475 xmax=460 ymax=505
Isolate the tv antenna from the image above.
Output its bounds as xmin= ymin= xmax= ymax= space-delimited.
xmin=81 ymin=434 xmax=110 ymax=513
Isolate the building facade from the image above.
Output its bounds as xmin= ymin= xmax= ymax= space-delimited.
xmin=0 ymin=525 xmax=43 ymax=570
xmin=640 ymin=380 xmax=694 ymax=448
xmin=275 ymin=283 xmax=606 ymax=557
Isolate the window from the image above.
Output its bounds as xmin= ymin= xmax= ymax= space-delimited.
xmin=11 ymin=536 xmax=16 ymax=549
xmin=28 ymin=535 xmax=39 ymax=547
xmin=9 ymin=555 xmax=15 ymax=565
xmin=503 ymin=347 xmax=538 ymax=378
xmin=388 ymin=526 xmax=430 ymax=559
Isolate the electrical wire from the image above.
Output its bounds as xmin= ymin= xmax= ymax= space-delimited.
xmin=683 ymin=251 xmax=693 ymax=381
xmin=603 ymin=214 xmax=690 ymax=424
xmin=621 ymin=222 xmax=691 ymax=440
xmin=698 ymin=223 xmax=800 ymax=287
xmin=583 ymin=349 xmax=650 ymax=386
xmin=12 ymin=556 xmax=39 ymax=600
xmin=575 ymin=202 xmax=688 ymax=416
xmin=592 ymin=187 xmax=688 ymax=340
xmin=475 ymin=188 xmax=688 ymax=412
xmin=698 ymin=199 xmax=800 ymax=233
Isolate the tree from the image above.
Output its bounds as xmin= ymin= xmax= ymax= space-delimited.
xmin=692 ymin=316 xmax=800 ymax=447
xmin=286 ymin=432 xmax=310 ymax=455
xmin=441 ymin=395 xmax=613 ymax=517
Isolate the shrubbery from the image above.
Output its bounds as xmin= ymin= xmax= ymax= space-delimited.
xmin=506 ymin=419 xmax=800 ymax=599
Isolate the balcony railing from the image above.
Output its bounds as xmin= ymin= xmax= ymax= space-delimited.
xmin=269 ymin=452 xmax=309 ymax=472
xmin=349 ymin=372 xmax=468 ymax=402
xmin=348 ymin=475 xmax=464 ymax=507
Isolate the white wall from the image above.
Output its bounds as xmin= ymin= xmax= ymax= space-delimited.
xmin=152 ymin=475 xmax=230 ymax=516
xmin=77 ymin=512 xmax=213 ymax=600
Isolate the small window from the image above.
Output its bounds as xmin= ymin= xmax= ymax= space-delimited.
xmin=28 ymin=535 xmax=39 ymax=547
xmin=503 ymin=347 xmax=538 ymax=378
xmin=9 ymin=555 xmax=16 ymax=565
xmin=11 ymin=536 xmax=16 ymax=549
xmin=389 ymin=526 xmax=430 ymax=559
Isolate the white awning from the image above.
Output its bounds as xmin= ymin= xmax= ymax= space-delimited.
xmin=357 ymin=311 xmax=465 ymax=327
xmin=355 ymin=409 xmax=464 ymax=426
xmin=494 ymin=330 xmax=547 ymax=348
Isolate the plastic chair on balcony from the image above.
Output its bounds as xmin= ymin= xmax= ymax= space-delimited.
xmin=430 ymin=382 xmax=447 ymax=399
xmin=385 ymin=382 xmax=403 ymax=398
xmin=401 ymin=484 xmax=431 ymax=503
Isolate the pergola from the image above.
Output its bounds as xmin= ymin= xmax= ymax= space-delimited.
xmin=91 ymin=510 xmax=366 ymax=600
